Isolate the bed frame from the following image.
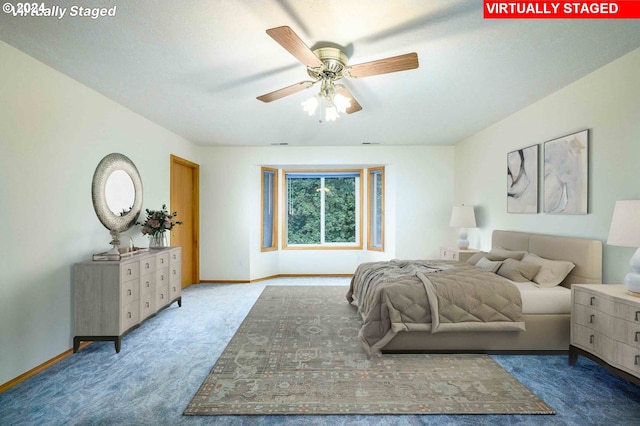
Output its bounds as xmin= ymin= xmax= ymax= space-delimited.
xmin=382 ymin=230 xmax=602 ymax=354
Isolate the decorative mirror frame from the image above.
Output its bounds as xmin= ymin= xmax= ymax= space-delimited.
xmin=92 ymin=153 xmax=143 ymax=233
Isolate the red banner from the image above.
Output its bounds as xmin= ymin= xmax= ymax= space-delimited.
xmin=484 ymin=1 xmax=640 ymax=18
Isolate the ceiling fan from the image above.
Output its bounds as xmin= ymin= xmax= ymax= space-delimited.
xmin=257 ymin=26 xmax=419 ymax=121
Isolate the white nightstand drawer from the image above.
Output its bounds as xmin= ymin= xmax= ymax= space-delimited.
xmin=573 ymin=304 xmax=612 ymax=334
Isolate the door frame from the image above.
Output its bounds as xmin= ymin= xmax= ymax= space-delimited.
xmin=170 ymin=154 xmax=200 ymax=286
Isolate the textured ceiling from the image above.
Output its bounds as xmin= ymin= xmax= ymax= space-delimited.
xmin=2 ymin=0 xmax=640 ymax=147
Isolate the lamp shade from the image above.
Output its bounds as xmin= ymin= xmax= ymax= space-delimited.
xmin=450 ymin=205 xmax=477 ymax=228
xmin=607 ymin=200 xmax=640 ymax=247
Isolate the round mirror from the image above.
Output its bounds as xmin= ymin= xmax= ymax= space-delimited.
xmin=92 ymin=153 xmax=143 ymax=233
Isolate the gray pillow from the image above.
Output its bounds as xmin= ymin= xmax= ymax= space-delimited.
xmin=466 ymin=251 xmax=489 ymax=265
xmin=496 ymin=258 xmax=541 ymax=282
xmin=486 ymin=247 xmax=527 ymax=261
xmin=475 ymin=257 xmax=503 ymax=273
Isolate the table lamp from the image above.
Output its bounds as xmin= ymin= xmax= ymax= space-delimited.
xmin=450 ymin=205 xmax=477 ymax=249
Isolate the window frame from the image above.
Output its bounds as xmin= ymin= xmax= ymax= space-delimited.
xmin=282 ymin=168 xmax=363 ymax=250
xmin=367 ymin=166 xmax=385 ymax=251
xmin=260 ymin=167 xmax=278 ymax=252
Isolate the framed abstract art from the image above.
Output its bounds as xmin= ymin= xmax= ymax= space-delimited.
xmin=543 ymin=130 xmax=589 ymax=214
xmin=507 ymin=144 xmax=538 ymax=213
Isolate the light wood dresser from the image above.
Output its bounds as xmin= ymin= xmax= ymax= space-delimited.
xmin=73 ymin=247 xmax=182 ymax=353
xmin=439 ymin=247 xmax=480 ymax=263
xmin=570 ymin=284 xmax=640 ymax=386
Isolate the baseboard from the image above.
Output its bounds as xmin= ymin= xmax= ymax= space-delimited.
xmin=199 ymin=273 xmax=352 ymax=284
xmin=0 ymin=342 xmax=92 ymax=394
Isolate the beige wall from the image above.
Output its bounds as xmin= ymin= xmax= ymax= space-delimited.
xmin=454 ymin=47 xmax=640 ymax=283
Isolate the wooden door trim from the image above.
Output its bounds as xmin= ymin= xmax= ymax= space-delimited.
xmin=170 ymin=154 xmax=200 ymax=286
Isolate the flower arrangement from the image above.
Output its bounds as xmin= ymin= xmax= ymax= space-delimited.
xmin=137 ymin=204 xmax=182 ymax=236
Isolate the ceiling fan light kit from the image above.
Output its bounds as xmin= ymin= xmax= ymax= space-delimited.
xmin=257 ymin=26 xmax=419 ymax=121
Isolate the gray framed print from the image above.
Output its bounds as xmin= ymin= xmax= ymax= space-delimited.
xmin=507 ymin=144 xmax=538 ymax=213
xmin=543 ymin=130 xmax=589 ymax=214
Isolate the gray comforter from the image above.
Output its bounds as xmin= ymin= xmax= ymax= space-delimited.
xmin=346 ymin=259 xmax=525 ymax=355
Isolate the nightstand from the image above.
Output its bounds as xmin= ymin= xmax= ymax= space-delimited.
xmin=439 ymin=247 xmax=480 ymax=263
xmin=570 ymin=284 xmax=640 ymax=386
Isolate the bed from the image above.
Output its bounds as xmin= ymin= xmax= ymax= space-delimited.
xmin=347 ymin=230 xmax=602 ymax=355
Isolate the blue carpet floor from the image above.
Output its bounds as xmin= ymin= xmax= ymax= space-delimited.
xmin=1 ymin=277 xmax=639 ymax=425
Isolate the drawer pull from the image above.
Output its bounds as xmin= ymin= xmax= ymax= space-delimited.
xmin=127 ymin=289 xmax=132 ymax=296
xmin=161 ymin=293 xmax=165 ymax=300
xmin=127 ymin=268 xmax=132 ymax=276
xmin=146 ymin=302 xmax=150 ymax=308
xmin=172 ymin=286 xmax=176 ymax=292
xmin=636 ymin=311 xmax=640 ymax=321
xmin=636 ymin=355 xmax=640 ymax=366
xmin=127 ymin=312 xmax=132 ymax=319
xmin=590 ymin=314 xmax=595 ymax=324
xmin=161 ymin=258 xmax=165 ymax=264
xmin=146 ymin=281 xmax=150 ymax=288
xmin=173 ymin=270 xmax=176 ymax=275
xmin=636 ymin=332 xmax=640 ymax=342
xmin=589 ymin=335 xmax=594 ymax=344
xmin=160 ymin=275 xmax=164 ymax=281
xmin=145 ymin=262 xmax=150 ymax=269
xmin=590 ymin=296 xmax=595 ymax=306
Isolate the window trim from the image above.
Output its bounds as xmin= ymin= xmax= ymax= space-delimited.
xmin=282 ymin=168 xmax=363 ymax=250
xmin=367 ymin=166 xmax=385 ymax=251
xmin=260 ymin=167 xmax=278 ymax=252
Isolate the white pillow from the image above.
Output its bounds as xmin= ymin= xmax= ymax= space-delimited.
xmin=476 ymin=257 xmax=503 ymax=273
xmin=521 ymin=253 xmax=575 ymax=288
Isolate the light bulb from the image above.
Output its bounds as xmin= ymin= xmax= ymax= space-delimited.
xmin=325 ymin=105 xmax=339 ymax=121
xmin=301 ymin=96 xmax=319 ymax=116
xmin=333 ymin=93 xmax=351 ymax=113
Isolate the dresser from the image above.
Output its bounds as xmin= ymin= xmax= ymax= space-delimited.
xmin=439 ymin=247 xmax=480 ymax=263
xmin=73 ymin=247 xmax=182 ymax=353
xmin=570 ymin=284 xmax=640 ymax=386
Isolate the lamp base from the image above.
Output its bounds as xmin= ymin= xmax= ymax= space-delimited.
xmin=456 ymin=228 xmax=469 ymax=249
xmin=624 ymin=248 xmax=640 ymax=295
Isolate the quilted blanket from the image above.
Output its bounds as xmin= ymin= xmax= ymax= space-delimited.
xmin=346 ymin=260 xmax=525 ymax=355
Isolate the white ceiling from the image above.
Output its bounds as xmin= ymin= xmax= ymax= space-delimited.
xmin=2 ymin=1 xmax=640 ymax=147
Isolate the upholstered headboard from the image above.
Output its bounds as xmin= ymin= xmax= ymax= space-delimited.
xmin=491 ymin=230 xmax=603 ymax=288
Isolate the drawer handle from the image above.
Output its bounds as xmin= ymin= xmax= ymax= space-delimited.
xmin=127 ymin=289 xmax=132 ymax=296
xmin=127 ymin=268 xmax=132 ymax=276
xmin=173 ymin=270 xmax=176 ymax=275
xmin=161 ymin=258 xmax=165 ymax=264
xmin=161 ymin=293 xmax=164 ymax=300
xmin=145 ymin=262 xmax=150 ymax=269
xmin=146 ymin=302 xmax=150 ymax=308
xmin=127 ymin=312 xmax=132 ymax=319
xmin=172 ymin=286 xmax=176 ymax=291
xmin=590 ymin=314 xmax=595 ymax=324
xmin=590 ymin=296 xmax=595 ymax=306
xmin=160 ymin=275 xmax=164 ymax=281
xmin=636 ymin=355 xmax=640 ymax=366
xmin=146 ymin=281 xmax=150 ymax=288
xmin=589 ymin=335 xmax=594 ymax=344
xmin=636 ymin=311 xmax=640 ymax=321
xmin=635 ymin=332 xmax=640 ymax=342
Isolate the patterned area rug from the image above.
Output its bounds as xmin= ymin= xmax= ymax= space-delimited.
xmin=184 ymin=286 xmax=554 ymax=416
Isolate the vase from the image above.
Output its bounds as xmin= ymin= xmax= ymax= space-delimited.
xmin=149 ymin=232 xmax=168 ymax=249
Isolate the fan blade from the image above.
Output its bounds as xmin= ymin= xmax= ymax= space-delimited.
xmin=348 ymin=52 xmax=419 ymax=78
xmin=266 ymin=26 xmax=323 ymax=68
xmin=257 ymin=81 xmax=312 ymax=103
xmin=336 ymin=87 xmax=362 ymax=114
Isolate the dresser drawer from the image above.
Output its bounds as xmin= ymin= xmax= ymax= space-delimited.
xmin=139 ymin=292 xmax=155 ymax=321
xmin=120 ymin=261 xmax=140 ymax=283
xmin=620 ymin=342 xmax=640 ymax=375
xmin=573 ymin=288 xmax=614 ymax=312
xmin=141 ymin=257 xmax=156 ymax=274
xmin=157 ymin=252 xmax=170 ymax=269
xmin=121 ymin=300 xmax=139 ymax=333
xmin=170 ymin=262 xmax=181 ymax=284
xmin=156 ymin=283 xmax=170 ymax=308
xmin=121 ymin=279 xmax=139 ymax=307
xmin=614 ymin=300 xmax=640 ymax=323
xmin=140 ymin=273 xmax=154 ymax=296
xmin=573 ymin=303 xmax=612 ymax=334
